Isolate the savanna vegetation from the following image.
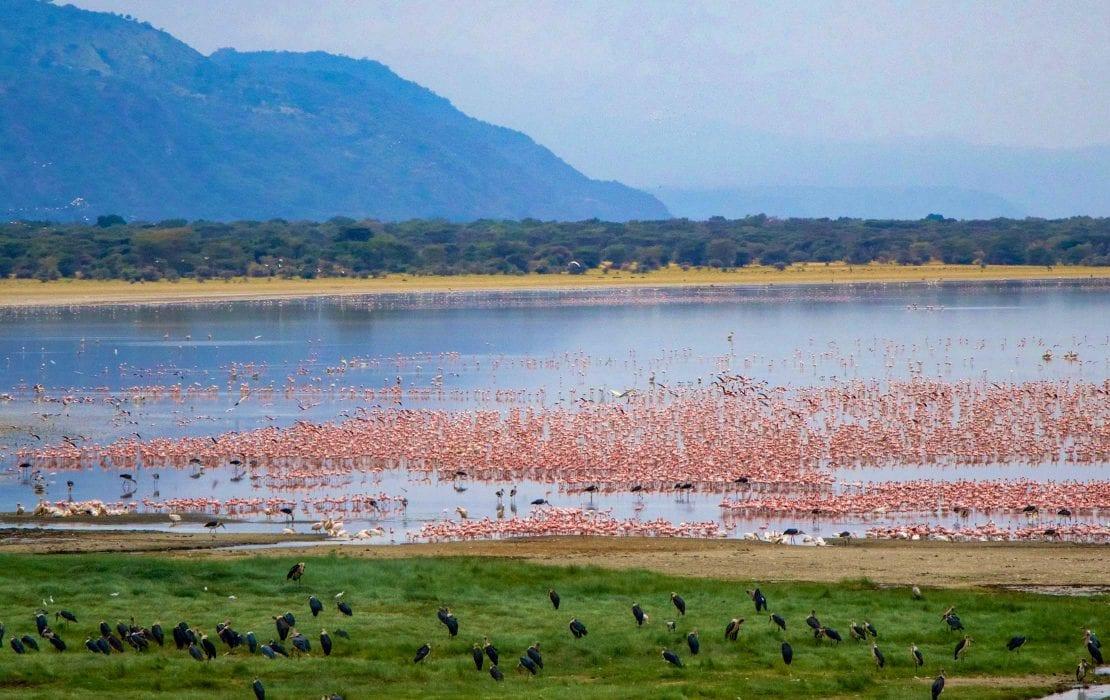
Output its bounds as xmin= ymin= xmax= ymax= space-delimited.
xmin=0 ymin=553 xmax=1101 ymax=699
xmin=1 ymin=215 xmax=1107 ymax=283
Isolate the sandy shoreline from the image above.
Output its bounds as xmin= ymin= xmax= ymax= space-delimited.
xmin=2 ymin=531 xmax=1106 ymax=588
xmin=2 ymin=263 xmax=1108 ymax=308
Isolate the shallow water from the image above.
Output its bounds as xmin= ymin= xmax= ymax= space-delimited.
xmin=1 ymin=280 xmax=1107 ymax=540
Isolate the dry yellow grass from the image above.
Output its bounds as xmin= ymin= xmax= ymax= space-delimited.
xmin=1 ymin=263 xmax=1107 ymax=307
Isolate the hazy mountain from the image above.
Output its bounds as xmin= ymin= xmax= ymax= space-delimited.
xmin=654 ymin=185 xmax=1025 ymax=221
xmin=0 ymin=0 xmax=668 ymax=222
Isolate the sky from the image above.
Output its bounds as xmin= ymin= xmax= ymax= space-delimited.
xmin=65 ymin=0 xmax=1110 ymax=207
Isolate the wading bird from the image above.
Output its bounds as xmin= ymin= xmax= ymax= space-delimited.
xmin=871 ymin=643 xmax=885 ymax=668
xmin=662 ymin=648 xmax=683 ymax=668
xmin=632 ymin=603 xmax=647 ymax=626
xmin=805 ymin=610 xmax=821 ymax=634
xmin=781 ymin=641 xmax=793 ymax=665
xmin=932 ymin=671 xmax=946 ymax=699
xmin=1006 ymin=635 xmax=1026 ymax=651
xmin=687 ymin=630 xmax=699 ymax=655
xmin=252 ymin=679 xmax=264 ymax=700
xmin=670 ymin=592 xmax=686 ymax=616
xmin=548 ymin=589 xmax=560 ymax=610
xmin=518 ymin=655 xmax=538 ymax=675
xmin=770 ymin=613 xmax=786 ymax=631
xmin=414 ymin=643 xmax=431 ymax=663
xmin=911 ymin=643 xmax=924 ymax=668
xmin=320 ymin=629 xmax=332 ymax=656
xmin=337 ymin=601 xmax=352 ymax=617
xmin=286 ymin=562 xmax=306 ymax=583
xmin=309 ymin=596 xmax=322 ymax=617
xmin=569 ymin=619 xmax=588 ymax=639
xmin=747 ymin=588 xmax=768 ymax=612
xmin=471 ymin=644 xmax=484 ymax=670
xmin=526 ymin=643 xmax=543 ymax=669
xmin=483 ymin=637 xmax=499 ymax=665
xmin=489 ymin=665 xmax=503 ymax=681
xmin=725 ymin=618 xmax=743 ymax=641
xmin=954 ymin=636 xmax=971 ymax=661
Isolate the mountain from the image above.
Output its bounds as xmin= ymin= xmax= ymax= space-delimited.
xmin=654 ymin=185 xmax=1025 ymax=221
xmin=0 ymin=0 xmax=668 ymax=222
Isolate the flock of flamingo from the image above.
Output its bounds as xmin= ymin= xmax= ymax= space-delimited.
xmin=14 ymin=363 xmax=1108 ymax=543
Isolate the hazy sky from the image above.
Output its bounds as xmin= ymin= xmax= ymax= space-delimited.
xmin=67 ymin=0 xmax=1110 ymax=189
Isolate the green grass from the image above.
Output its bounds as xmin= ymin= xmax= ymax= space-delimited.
xmin=0 ymin=554 xmax=1101 ymax=699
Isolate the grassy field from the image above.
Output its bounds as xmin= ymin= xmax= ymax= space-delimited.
xmin=0 ymin=553 xmax=1100 ymax=699
xmin=1 ymin=263 xmax=1108 ymax=307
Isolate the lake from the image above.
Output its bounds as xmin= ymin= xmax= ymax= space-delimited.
xmin=1 ymin=279 xmax=1107 ymax=541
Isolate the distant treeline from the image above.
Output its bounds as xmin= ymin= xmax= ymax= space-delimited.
xmin=2 ymin=214 xmax=1108 ymax=281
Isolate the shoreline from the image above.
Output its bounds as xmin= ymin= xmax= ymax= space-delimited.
xmin=1 ymin=263 xmax=1108 ymax=308
xmin=2 ymin=531 xmax=1106 ymax=588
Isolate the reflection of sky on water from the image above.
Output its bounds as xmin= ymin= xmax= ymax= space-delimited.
xmin=0 ymin=281 xmax=1107 ymax=539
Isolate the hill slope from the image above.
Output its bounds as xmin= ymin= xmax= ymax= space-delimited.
xmin=0 ymin=0 xmax=667 ymax=222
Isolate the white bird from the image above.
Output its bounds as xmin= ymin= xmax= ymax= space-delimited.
xmin=168 ymin=513 xmax=181 ymax=526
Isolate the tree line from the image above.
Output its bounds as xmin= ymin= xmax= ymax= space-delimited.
xmin=1 ymin=214 xmax=1107 ymax=282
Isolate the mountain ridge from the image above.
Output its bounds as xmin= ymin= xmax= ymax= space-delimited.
xmin=0 ymin=0 xmax=668 ymax=222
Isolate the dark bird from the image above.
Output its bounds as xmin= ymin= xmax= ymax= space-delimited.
xmin=944 ymin=614 xmax=964 ymax=631
xmin=781 ymin=641 xmax=793 ymax=665
xmin=472 ymin=644 xmax=484 ymax=670
xmin=279 ymin=507 xmax=295 ymax=521
xmin=188 ymin=643 xmax=205 ymax=662
xmin=252 ymin=679 xmax=265 ymax=700
xmin=954 ymin=636 xmax=971 ymax=661
xmin=274 ymin=616 xmax=290 ymax=641
xmin=911 ymin=643 xmax=924 ymax=668
xmin=92 ymin=638 xmax=110 ymax=655
xmin=1006 ymin=635 xmax=1027 ymax=651
xmin=291 ymin=632 xmax=310 ymax=654
xmin=9 ymin=636 xmax=26 ymax=654
xmin=47 ymin=634 xmax=66 ymax=652
xmin=35 ymin=613 xmax=46 ymax=635
xmin=334 ymin=629 xmax=349 ymax=639
xmin=84 ymin=638 xmax=99 ymax=654
xmin=283 ymin=612 xmax=296 ymax=627
xmin=770 ymin=613 xmax=786 ymax=631
xmin=747 ymin=588 xmax=768 ymax=612
xmin=864 ymin=620 xmax=878 ymax=638
xmin=821 ymin=627 xmax=843 ymax=644
xmin=525 ymin=643 xmax=544 ymax=669
xmin=105 ymin=634 xmax=124 ymax=653
xmin=268 ymin=640 xmax=289 ymax=657
xmin=1087 ymin=638 xmax=1103 ymax=664
xmin=518 ymin=655 xmax=539 ymax=675
xmin=259 ymin=645 xmax=276 ymax=660
xmin=1085 ymin=628 xmax=1102 ymax=650
xmin=530 ymin=498 xmax=549 ymax=506
xmin=662 ymin=648 xmax=683 ymax=667
xmin=320 ymin=630 xmax=332 ymax=656
xmin=931 ymin=671 xmax=946 ymax=700
xmin=548 ymin=589 xmax=560 ymax=610
xmin=99 ymin=621 xmax=112 ymax=638
xmin=871 ymin=643 xmax=885 ymax=668
xmin=444 ymin=614 xmax=459 ymax=637
xmin=805 ymin=610 xmax=821 ymax=633
xmin=309 ymin=596 xmax=323 ymax=617
xmin=203 ymin=520 xmax=224 ymax=533
xmin=483 ymin=637 xmax=499 ymax=665
xmin=21 ymin=635 xmax=39 ymax=652
xmin=56 ymin=610 xmax=77 ymax=624
xmin=201 ymin=634 xmax=217 ymax=659
xmin=725 ymin=618 xmax=743 ymax=641
xmin=686 ymin=629 xmax=700 ymax=655
xmin=286 ymin=562 xmax=306 ymax=582
xmin=337 ymin=601 xmax=353 ymax=617
xmin=150 ymin=624 xmax=164 ymax=646
xmin=246 ymin=631 xmax=258 ymax=654
xmin=414 ymin=643 xmax=431 ymax=663
xmin=632 ymin=603 xmax=648 ymax=626
xmin=489 ymin=665 xmax=504 ymax=681
xmin=569 ymin=618 xmax=588 ymax=639
xmin=670 ymin=592 xmax=686 ymax=616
